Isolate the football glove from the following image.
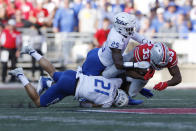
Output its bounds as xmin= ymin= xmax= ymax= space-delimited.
xmin=153 ymin=82 xmax=168 ymax=91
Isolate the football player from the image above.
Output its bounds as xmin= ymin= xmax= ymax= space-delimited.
xmin=82 ymin=12 xmax=152 ymax=76
xmin=103 ymin=42 xmax=182 ymax=98
xmin=82 ymin=12 xmax=153 ymax=105
xmin=8 ymin=46 xmax=129 ymax=108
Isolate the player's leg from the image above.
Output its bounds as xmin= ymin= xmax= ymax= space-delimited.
xmin=40 ymin=70 xmax=77 ymax=107
xmin=82 ymin=48 xmax=105 ymax=76
xmin=127 ymin=77 xmax=148 ymax=98
xmin=8 ymin=68 xmax=40 ymax=107
xmin=21 ymin=46 xmax=56 ymax=77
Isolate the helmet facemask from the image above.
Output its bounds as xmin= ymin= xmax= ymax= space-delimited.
xmin=150 ymin=42 xmax=170 ymax=70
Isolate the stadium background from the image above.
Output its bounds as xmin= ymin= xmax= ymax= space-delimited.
xmin=0 ymin=0 xmax=196 ymax=131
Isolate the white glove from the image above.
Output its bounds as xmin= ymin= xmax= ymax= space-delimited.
xmin=134 ymin=61 xmax=150 ymax=69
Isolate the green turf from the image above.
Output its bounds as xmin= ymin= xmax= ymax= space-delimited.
xmin=0 ymin=88 xmax=196 ymax=131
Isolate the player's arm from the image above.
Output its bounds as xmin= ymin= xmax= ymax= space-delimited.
xmin=111 ymin=48 xmax=124 ymax=69
xmin=79 ymin=99 xmax=102 ymax=108
xmin=131 ymin=32 xmax=154 ymax=45
xmin=126 ymin=69 xmax=145 ymax=80
xmin=153 ymin=65 xmax=182 ymax=91
xmin=167 ymin=65 xmax=182 ymax=86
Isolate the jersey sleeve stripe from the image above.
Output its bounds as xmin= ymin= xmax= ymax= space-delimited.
xmin=134 ymin=47 xmax=140 ymax=61
xmin=136 ymin=47 xmax=141 ymax=61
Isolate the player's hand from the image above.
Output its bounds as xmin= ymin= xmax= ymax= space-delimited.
xmin=139 ymin=88 xmax=153 ymax=98
xmin=153 ymin=82 xmax=168 ymax=91
xmin=144 ymin=69 xmax=155 ymax=80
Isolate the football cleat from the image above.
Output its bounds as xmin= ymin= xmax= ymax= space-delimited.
xmin=20 ymin=45 xmax=36 ymax=55
xmin=140 ymin=88 xmax=153 ymax=98
xmin=37 ymin=76 xmax=52 ymax=96
xmin=128 ymin=97 xmax=143 ymax=105
xmin=8 ymin=68 xmax=24 ymax=78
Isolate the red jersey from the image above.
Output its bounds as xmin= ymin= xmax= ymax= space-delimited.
xmin=15 ymin=1 xmax=34 ymax=20
xmin=0 ymin=29 xmax=21 ymax=49
xmin=133 ymin=43 xmax=178 ymax=68
xmin=94 ymin=29 xmax=110 ymax=47
xmin=33 ymin=8 xmax=49 ymax=25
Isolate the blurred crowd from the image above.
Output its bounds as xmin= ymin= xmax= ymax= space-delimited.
xmin=1 ymin=0 xmax=196 ymax=34
xmin=1 ymin=0 xmax=196 ymax=82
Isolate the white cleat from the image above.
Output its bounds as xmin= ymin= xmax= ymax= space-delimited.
xmin=8 ymin=68 xmax=24 ymax=77
xmin=20 ymin=45 xmax=36 ymax=55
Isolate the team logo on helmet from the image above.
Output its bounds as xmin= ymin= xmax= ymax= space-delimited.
xmin=115 ymin=17 xmax=128 ymax=26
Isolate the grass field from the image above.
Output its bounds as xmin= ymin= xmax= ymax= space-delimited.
xmin=0 ymin=88 xmax=196 ymax=131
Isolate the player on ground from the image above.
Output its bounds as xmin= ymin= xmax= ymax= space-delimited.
xmin=8 ymin=46 xmax=129 ymax=108
xmin=103 ymin=42 xmax=182 ymax=98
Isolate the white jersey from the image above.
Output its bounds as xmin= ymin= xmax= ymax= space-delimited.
xmin=75 ymin=71 xmax=123 ymax=108
xmin=98 ymin=27 xmax=149 ymax=67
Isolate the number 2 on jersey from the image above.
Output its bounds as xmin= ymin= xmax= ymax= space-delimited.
xmin=94 ymin=79 xmax=111 ymax=96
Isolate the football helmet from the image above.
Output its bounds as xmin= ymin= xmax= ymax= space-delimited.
xmin=113 ymin=12 xmax=137 ymax=37
xmin=114 ymin=89 xmax=129 ymax=107
xmin=150 ymin=42 xmax=170 ymax=70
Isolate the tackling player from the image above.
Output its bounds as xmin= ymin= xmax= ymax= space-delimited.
xmin=82 ymin=12 xmax=152 ymax=76
xmin=8 ymin=46 xmax=129 ymax=108
xmin=103 ymin=42 xmax=182 ymax=98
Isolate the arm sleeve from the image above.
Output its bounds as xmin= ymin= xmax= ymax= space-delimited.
xmin=131 ymin=32 xmax=154 ymax=45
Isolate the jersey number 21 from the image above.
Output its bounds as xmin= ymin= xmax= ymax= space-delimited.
xmin=94 ymin=79 xmax=111 ymax=96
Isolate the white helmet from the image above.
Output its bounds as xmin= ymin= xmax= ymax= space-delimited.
xmin=114 ymin=89 xmax=129 ymax=107
xmin=150 ymin=42 xmax=170 ymax=70
xmin=113 ymin=12 xmax=137 ymax=37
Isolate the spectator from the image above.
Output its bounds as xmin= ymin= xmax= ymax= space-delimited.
xmin=139 ymin=17 xmax=155 ymax=38
xmin=0 ymin=4 xmax=8 ymax=24
xmin=111 ymin=0 xmax=125 ymax=14
xmin=164 ymin=2 xmax=179 ymax=22
xmin=159 ymin=19 xmax=178 ymax=39
xmin=96 ymin=0 xmax=113 ymax=29
xmin=0 ymin=19 xmax=22 ymax=83
xmin=30 ymin=1 xmax=49 ymax=27
xmin=71 ymin=0 xmax=83 ymax=31
xmin=14 ymin=9 xmax=33 ymax=28
xmin=43 ymin=0 xmax=57 ymax=27
xmin=176 ymin=12 xmax=189 ymax=39
xmin=78 ymin=0 xmax=97 ymax=33
xmin=94 ymin=17 xmax=110 ymax=48
xmin=53 ymin=0 xmax=76 ymax=32
xmin=6 ymin=0 xmax=16 ymax=18
xmin=190 ymin=0 xmax=196 ymax=32
xmin=15 ymin=0 xmax=34 ymax=20
xmin=180 ymin=0 xmax=192 ymax=15
xmin=151 ymin=7 xmax=165 ymax=33
xmin=124 ymin=0 xmax=135 ymax=14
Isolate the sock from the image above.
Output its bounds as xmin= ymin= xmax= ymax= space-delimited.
xmin=18 ymin=75 xmax=30 ymax=86
xmin=46 ymin=80 xmax=52 ymax=89
xmin=30 ymin=51 xmax=43 ymax=61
